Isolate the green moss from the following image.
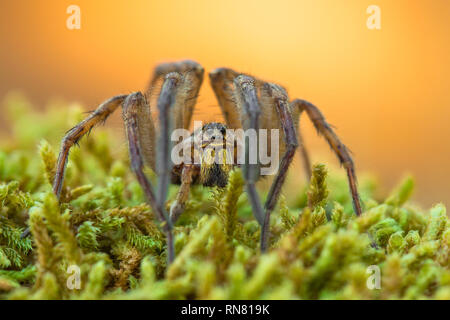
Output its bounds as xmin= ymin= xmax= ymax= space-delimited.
xmin=0 ymin=93 xmax=449 ymax=300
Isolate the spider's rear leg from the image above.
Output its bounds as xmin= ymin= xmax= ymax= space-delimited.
xmin=147 ymin=60 xmax=202 ymax=97
xmin=147 ymin=60 xmax=204 ymax=131
xmin=291 ymin=99 xmax=362 ymax=216
xmin=209 ymin=68 xmax=242 ymax=129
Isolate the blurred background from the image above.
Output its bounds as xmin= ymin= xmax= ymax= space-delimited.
xmin=0 ymin=0 xmax=449 ymax=207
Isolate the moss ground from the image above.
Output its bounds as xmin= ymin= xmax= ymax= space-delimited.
xmin=0 ymin=92 xmax=448 ymax=299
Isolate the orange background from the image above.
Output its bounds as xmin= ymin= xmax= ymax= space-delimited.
xmin=0 ymin=0 xmax=449 ymax=207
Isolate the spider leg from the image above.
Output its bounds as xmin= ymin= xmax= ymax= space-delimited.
xmin=296 ymin=109 xmax=313 ymax=181
xmin=147 ymin=61 xmax=204 ymax=229
xmin=19 ymin=96 xmax=127 ymax=239
xmin=209 ymin=68 xmax=242 ymax=129
xmin=233 ymin=75 xmax=266 ymax=236
xmin=147 ymin=60 xmax=200 ymax=96
xmin=147 ymin=60 xmax=204 ymax=130
xmin=156 ymin=72 xmax=182 ymax=215
xmin=291 ymin=99 xmax=362 ymax=216
xmin=259 ymin=83 xmax=299 ymax=251
xmin=53 ymin=95 xmax=127 ymax=198
xmin=169 ymin=165 xmax=194 ymax=223
xmin=49 ymin=90 xmax=178 ymax=264
xmin=122 ymin=92 xmax=175 ymax=264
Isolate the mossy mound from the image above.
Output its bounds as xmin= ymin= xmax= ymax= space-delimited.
xmin=0 ymin=93 xmax=448 ymax=299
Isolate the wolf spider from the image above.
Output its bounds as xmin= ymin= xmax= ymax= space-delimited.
xmin=39 ymin=60 xmax=362 ymax=265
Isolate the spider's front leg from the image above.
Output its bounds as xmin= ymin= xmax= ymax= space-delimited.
xmin=20 ymin=95 xmax=127 ymax=239
xmin=53 ymin=95 xmax=128 ymax=198
xmin=156 ymin=72 xmax=181 ymax=215
xmin=149 ymin=61 xmax=204 ymax=225
xmin=233 ymin=75 xmax=266 ymax=246
xmin=122 ymin=91 xmax=176 ymax=265
xmin=122 ymin=92 xmax=169 ymax=221
xmin=50 ymin=85 xmax=182 ymax=265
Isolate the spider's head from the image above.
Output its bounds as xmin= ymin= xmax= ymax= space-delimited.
xmin=195 ymin=122 xmax=234 ymax=188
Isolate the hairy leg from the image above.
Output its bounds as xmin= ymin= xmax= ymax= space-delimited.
xmin=291 ymin=99 xmax=362 ymax=216
xmin=147 ymin=60 xmax=204 ymax=130
xmin=297 ymin=126 xmax=313 ymax=181
xmin=290 ymin=105 xmax=313 ymax=181
xmin=156 ymin=72 xmax=182 ymax=216
xmin=122 ymin=92 xmax=175 ymax=264
xmin=259 ymin=83 xmax=298 ymax=251
xmin=209 ymin=68 xmax=242 ymax=129
xmin=147 ymin=61 xmax=204 ymax=229
xmin=233 ymin=74 xmax=266 ymax=242
xmin=20 ymin=95 xmax=127 ymax=239
xmin=48 ymin=90 xmax=177 ymax=264
xmin=53 ymin=95 xmax=127 ymax=199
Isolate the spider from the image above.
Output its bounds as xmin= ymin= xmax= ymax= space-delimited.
xmin=42 ymin=60 xmax=362 ymax=265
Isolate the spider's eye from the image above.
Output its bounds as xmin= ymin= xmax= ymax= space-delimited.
xmin=211 ymin=135 xmax=216 ymax=140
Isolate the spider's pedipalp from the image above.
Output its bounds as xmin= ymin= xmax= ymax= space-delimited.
xmin=291 ymin=98 xmax=362 ymax=216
